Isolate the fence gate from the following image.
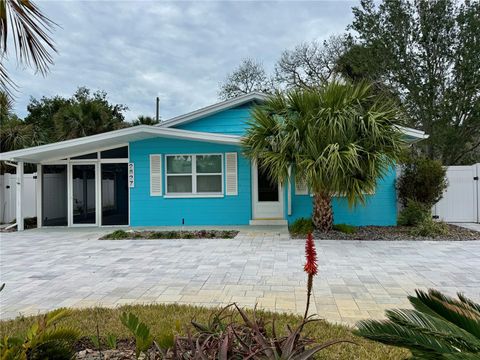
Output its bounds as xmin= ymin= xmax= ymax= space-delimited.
xmin=433 ymin=164 xmax=479 ymax=223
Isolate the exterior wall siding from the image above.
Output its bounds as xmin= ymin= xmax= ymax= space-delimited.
xmin=286 ymin=166 xmax=398 ymax=226
xmin=129 ymin=137 xmax=251 ymax=226
xmin=175 ymin=104 xmax=252 ymax=135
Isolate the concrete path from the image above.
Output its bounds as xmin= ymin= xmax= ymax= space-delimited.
xmin=452 ymin=222 xmax=480 ymax=232
xmin=1 ymin=228 xmax=479 ymax=326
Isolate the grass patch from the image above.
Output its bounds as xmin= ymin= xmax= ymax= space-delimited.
xmin=100 ymin=229 xmax=239 ymax=240
xmin=0 ymin=304 xmax=408 ymax=359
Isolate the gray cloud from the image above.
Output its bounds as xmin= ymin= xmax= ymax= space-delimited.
xmin=5 ymin=0 xmax=355 ymax=121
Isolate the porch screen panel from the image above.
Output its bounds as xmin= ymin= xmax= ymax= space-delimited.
xmin=42 ymin=165 xmax=68 ymax=226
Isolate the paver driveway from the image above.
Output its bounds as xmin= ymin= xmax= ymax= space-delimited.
xmin=1 ymin=228 xmax=479 ymax=325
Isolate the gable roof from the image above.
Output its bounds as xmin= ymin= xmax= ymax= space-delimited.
xmin=159 ymin=92 xmax=268 ymax=128
xmin=0 ymin=126 xmax=241 ymax=163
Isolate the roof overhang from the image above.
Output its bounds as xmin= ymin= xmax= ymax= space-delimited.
xmin=159 ymin=92 xmax=268 ymax=128
xmin=0 ymin=126 xmax=241 ymax=163
xmin=397 ymin=125 xmax=429 ymax=143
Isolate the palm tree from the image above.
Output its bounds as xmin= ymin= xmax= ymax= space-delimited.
xmin=356 ymin=289 xmax=480 ymax=358
xmin=0 ymin=0 xmax=57 ymax=95
xmin=242 ymin=82 xmax=405 ymax=231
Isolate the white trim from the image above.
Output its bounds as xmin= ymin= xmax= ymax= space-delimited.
xmin=287 ymin=166 xmax=292 ymax=216
xmin=0 ymin=126 xmax=241 ymax=163
xmin=159 ymin=92 xmax=268 ymax=128
xmin=164 ymin=153 xmax=224 ymax=197
xmin=164 ymin=194 xmax=224 ymax=199
xmin=36 ymin=164 xmax=42 ymax=228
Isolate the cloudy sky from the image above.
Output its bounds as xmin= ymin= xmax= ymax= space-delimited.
xmin=5 ymin=0 xmax=356 ymax=122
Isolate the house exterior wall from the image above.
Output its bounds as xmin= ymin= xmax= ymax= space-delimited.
xmin=175 ymin=104 xmax=252 ymax=136
xmin=286 ymin=167 xmax=398 ymax=226
xmin=129 ymin=137 xmax=252 ymax=226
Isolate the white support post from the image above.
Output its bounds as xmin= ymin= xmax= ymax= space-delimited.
xmin=287 ymin=166 xmax=292 ymax=216
xmin=16 ymin=161 xmax=24 ymax=231
xmin=36 ymin=164 xmax=42 ymax=228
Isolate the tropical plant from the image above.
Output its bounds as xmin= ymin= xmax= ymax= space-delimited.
xmin=106 ymin=333 xmax=117 ymax=350
xmin=289 ymin=217 xmax=314 ymax=235
xmin=242 ymin=82 xmax=405 ymax=231
xmin=120 ymin=312 xmax=153 ymax=359
xmin=0 ymin=0 xmax=57 ymax=96
xmin=398 ymin=199 xmax=430 ymax=227
xmin=164 ymin=303 xmax=352 ymax=359
xmin=333 ymin=223 xmax=356 ymax=234
xmin=397 ymin=155 xmax=448 ymax=208
xmin=303 ymin=233 xmax=318 ymax=321
xmin=0 ymin=308 xmax=79 ymax=360
xmin=131 ymin=115 xmax=159 ymax=126
xmin=356 ymin=289 xmax=480 ymax=359
xmin=410 ymin=217 xmax=449 ymax=238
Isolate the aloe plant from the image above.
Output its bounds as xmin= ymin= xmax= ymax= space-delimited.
xmin=356 ymin=289 xmax=480 ymax=359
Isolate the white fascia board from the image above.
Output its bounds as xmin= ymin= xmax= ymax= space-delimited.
xmin=396 ymin=125 xmax=429 ymax=142
xmin=159 ymin=92 xmax=268 ymax=128
xmin=0 ymin=126 xmax=241 ymax=163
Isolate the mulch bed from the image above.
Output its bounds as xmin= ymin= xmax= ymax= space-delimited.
xmin=100 ymin=230 xmax=239 ymax=240
xmin=293 ymin=224 xmax=480 ymax=241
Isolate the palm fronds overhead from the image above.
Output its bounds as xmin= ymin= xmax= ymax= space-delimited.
xmin=355 ymin=289 xmax=480 ymax=359
xmin=0 ymin=0 xmax=57 ymax=95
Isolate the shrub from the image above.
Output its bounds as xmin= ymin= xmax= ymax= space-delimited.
xmin=164 ymin=304 xmax=353 ymax=359
xmin=397 ymin=199 xmax=430 ymax=226
xmin=410 ymin=217 xmax=449 ymax=238
xmin=333 ymin=223 xmax=356 ymax=234
xmin=104 ymin=230 xmax=129 ymax=240
xmin=290 ymin=217 xmax=314 ymax=235
xmin=0 ymin=308 xmax=79 ymax=360
xmin=397 ymin=155 xmax=448 ymax=207
xmin=356 ymin=289 xmax=480 ymax=358
xmin=120 ymin=312 xmax=153 ymax=359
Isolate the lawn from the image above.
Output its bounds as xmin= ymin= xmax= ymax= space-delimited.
xmin=0 ymin=304 xmax=408 ymax=359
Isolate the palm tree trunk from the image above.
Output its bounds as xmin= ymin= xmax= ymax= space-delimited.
xmin=312 ymin=192 xmax=333 ymax=231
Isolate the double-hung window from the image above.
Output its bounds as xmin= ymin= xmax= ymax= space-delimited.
xmin=166 ymin=154 xmax=223 ymax=196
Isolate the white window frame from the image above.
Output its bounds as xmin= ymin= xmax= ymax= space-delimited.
xmin=164 ymin=153 xmax=224 ymax=198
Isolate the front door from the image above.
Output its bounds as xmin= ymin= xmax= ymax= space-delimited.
xmin=252 ymin=162 xmax=284 ymax=219
xmin=71 ymin=164 xmax=98 ymax=226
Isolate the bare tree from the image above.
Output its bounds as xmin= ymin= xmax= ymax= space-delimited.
xmin=275 ymin=35 xmax=348 ymax=89
xmin=218 ymin=58 xmax=274 ymax=100
xmin=0 ymin=0 xmax=57 ymax=96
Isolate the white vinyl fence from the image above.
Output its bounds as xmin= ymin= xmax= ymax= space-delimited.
xmin=0 ymin=173 xmax=37 ymax=224
xmin=433 ymin=163 xmax=479 ymax=223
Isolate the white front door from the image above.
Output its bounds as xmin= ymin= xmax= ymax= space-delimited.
xmin=252 ymin=162 xmax=284 ymax=219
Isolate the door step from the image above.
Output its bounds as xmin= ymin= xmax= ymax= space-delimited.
xmin=249 ymin=219 xmax=288 ymax=226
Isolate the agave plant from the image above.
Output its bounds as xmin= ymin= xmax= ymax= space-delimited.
xmin=355 ymin=289 xmax=480 ymax=359
xmin=163 ymin=303 xmax=353 ymax=359
xmin=0 ymin=308 xmax=79 ymax=360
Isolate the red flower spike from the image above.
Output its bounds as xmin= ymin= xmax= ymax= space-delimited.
xmin=303 ymin=232 xmax=318 ymax=276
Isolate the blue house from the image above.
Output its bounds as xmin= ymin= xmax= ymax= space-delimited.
xmin=0 ymin=92 xmax=427 ymax=229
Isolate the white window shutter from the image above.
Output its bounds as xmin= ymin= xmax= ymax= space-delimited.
xmin=295 ymin=177 xmax=308 ymax=195
xmin=225 ymin=152 xmax=238 ymax=195
xmin=150 ymin=154 xmax=162 ymax=196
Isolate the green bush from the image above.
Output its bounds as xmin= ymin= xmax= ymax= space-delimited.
xmin=397 ymin=200 xmax=430 ymax=226
xmin=289 ymin=218 xmax=314 ymax=235
xmin=410 ymin=217 xmax=449 ymax=238
xmin=333 ymin=223 xmax=356 ymax=234
xmin=106 ymin=230 xmax=130 ymax=240
xmin=397 ymin=155 xmax=448 ymax=207
xmin=356 ymin=289 xmax=480 ymax=358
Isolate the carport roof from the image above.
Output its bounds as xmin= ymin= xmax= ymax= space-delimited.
xmin=0 ymin=126 xmax=241 ymax=163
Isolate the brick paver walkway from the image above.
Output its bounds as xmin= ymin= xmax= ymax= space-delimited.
xmin=1 ymin=228 xmax=479 ymax=325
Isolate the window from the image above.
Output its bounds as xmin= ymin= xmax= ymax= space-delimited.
xmin=166 ymin=154 xmax=223 ymax=196
xmin=101 ymin=146 xmax=128 ymax=159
